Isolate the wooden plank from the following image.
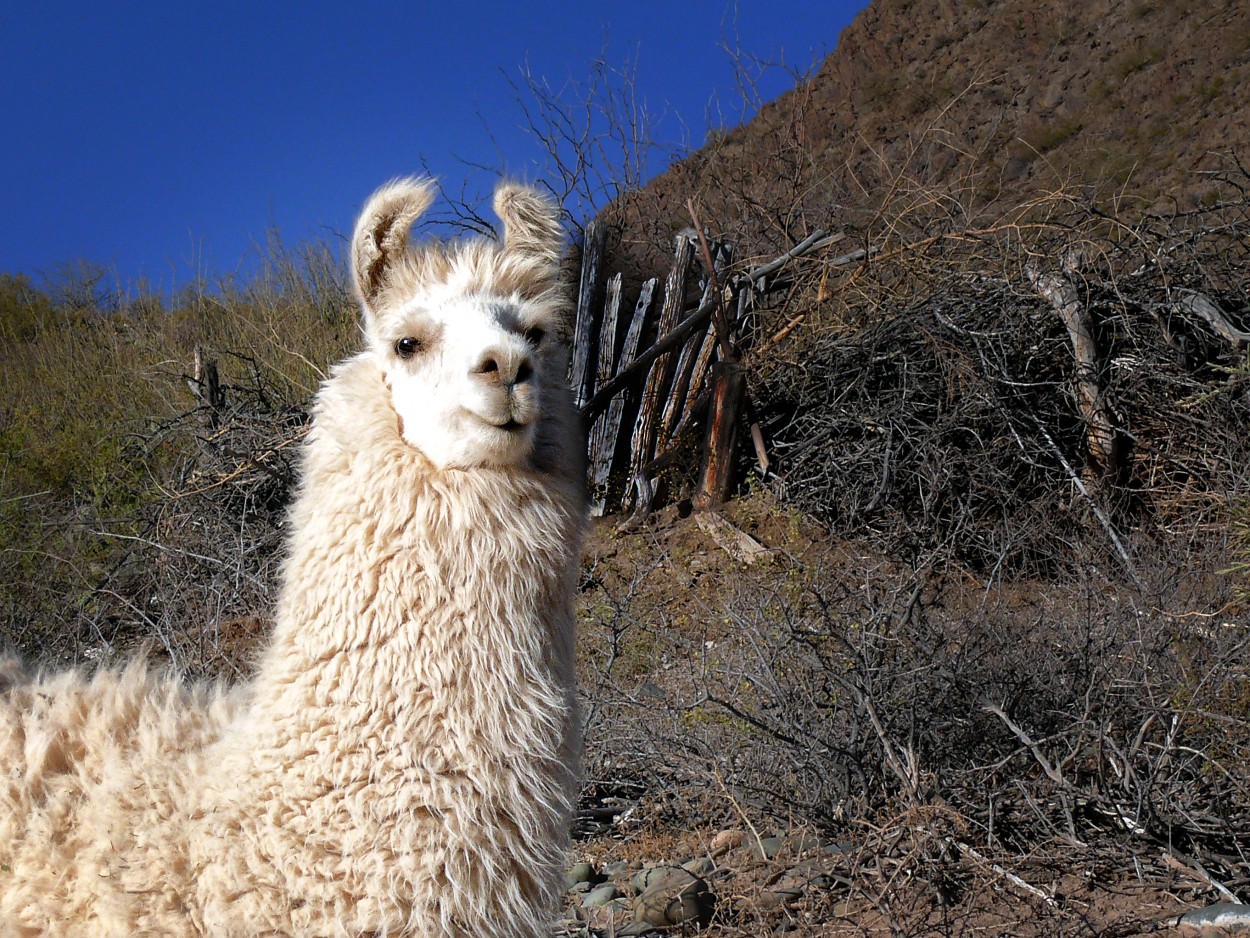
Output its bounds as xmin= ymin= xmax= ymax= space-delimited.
xmin=663 ymin=242 xmax=733 ymax=443
xmin=569 ymin=219 xmax=606 ymax=409
xmin=694 ymin=512 xmax=770 ymax=565
xmin=647 ymin=234 xmax=697 ymax=404
xmin=617 ymin=279 xmax=657 ymax=378
xmin=628 ymin=235 xmax=695 ymax=508
xmin=588 ymin=273 xmax=624 ymax=511
xmin=694 ymin=361 xmax=746 ymax=510
xmin=595 ymin=272 xmax=625 ymax=388
xmin=660 ymin=322 xmax=712 ymax=444
xmin=680 ymin=323 xmax=718 ymax=430
xmin=601 ymin=278 xmax=655 ymax=452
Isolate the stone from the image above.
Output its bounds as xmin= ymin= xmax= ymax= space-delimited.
xmin=710 ymin=828 xmax=744 ymax=856
xmin=582 ymin=883 xmax=622 ymax=909
xmin=758 ymin=886 xmax=805 ymax=909
xmin=790 ymin=830 xmax=824 ymax=852
xmin=629 ymin=865 xmax=660 ymax=895
xmin=603 ymin=859 xmax=631 ymax=877
xmin=821 ymin=840 xmax=853 ymax=856
xmin=566 ymin=861 xmax=600 ymax=889
xmin=754 ymin=834 xmax=786 ymax=860
xmin=681 ymin=855 xmax=715 ymax=876
xmin=631 ymin=866 xmax=716 ymax=927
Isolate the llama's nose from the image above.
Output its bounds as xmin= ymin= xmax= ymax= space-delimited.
xmin=471 ymin=346 xmax=534 ymax=388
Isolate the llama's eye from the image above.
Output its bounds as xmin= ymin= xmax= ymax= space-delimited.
xmin=394 ymin=337 xmax=423 ymax=359
xmin=523 ymin=326 xmax=546 ymax=347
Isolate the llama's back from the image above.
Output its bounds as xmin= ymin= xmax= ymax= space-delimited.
xmin=0 ymin=658 xmax=241 ymax=936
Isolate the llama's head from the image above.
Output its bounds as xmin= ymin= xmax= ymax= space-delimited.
xmin=350 ymin=178 xmax=569 ymax=470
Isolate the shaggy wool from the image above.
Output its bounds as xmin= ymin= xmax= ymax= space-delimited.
xmin=0 ymin=179 xmax=586 ymax=937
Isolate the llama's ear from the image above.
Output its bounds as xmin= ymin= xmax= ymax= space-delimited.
xmin=351 ymin=178 xmax=437 ymax=314
xmin=494 ymin=182 xmax=564 ymax=268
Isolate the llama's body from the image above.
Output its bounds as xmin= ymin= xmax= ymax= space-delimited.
xmin=0 ymin=179 xmax=586 ymax=937
xmin=0 ymin=664 xmax=241 ymax=932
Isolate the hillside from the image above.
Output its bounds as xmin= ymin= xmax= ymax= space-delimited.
xmin=613 ymin=0 xmax=1250 ymax=271
xmin=556 ymin=2 xmax=1250 ymax=930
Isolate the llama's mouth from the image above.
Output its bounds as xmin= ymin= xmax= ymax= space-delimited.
xmin=471 ymin=401 xmax=533 ymax=435
xmin=474 ymin=412 xmax=530 ymax=434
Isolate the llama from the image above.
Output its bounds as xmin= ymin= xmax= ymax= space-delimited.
xmin=0 ymin=178 xmax=587 ymax=937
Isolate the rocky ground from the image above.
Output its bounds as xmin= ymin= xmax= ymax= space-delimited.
xmin=557 ymin=822 xmax=1246 ymax=936
xmin=562 ymin=493 xmax=1250 ymax=937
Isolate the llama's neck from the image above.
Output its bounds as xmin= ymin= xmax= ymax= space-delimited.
xmin=248 ymin=355 xmax=583 ymax=763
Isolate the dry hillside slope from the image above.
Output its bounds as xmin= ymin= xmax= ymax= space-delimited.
xmin=614 ymin=0 xmax=1250 ymax=270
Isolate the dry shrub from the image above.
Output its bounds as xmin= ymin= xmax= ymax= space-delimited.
xmin=578 ymin=505 xmax=1250 ymax=903
xmin=0 ymin=237 xmax=355 ymax=672
xmin=747 ymin=167 xmax=1250 ymax=584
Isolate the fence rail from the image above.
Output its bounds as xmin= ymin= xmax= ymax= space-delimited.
xmin=570 ymin=223 xmax=857 ymax=515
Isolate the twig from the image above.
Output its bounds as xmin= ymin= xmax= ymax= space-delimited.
xmin=769 ymin=314 xmax=806 ymax=344
xmin=982 ymin=699 xmax=1065 ymax=785
xmin=1161 ymin=846 xmax=1241 ymax=904
xmin=1029 ymin=417 xmax=1143 ymax=592
xmin=945 ymin=837 xmax=1059 ymax=909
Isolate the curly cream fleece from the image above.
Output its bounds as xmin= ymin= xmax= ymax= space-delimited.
xmin=0 ymin=179 xmax=585 ymax=937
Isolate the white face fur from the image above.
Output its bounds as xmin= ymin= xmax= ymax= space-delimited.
xmin=350 ymin=177 xmax=566 ymax=471
xmin=373 ymin=284 xmax=552 ymax=469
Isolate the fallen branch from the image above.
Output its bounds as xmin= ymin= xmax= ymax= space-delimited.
xmin=1176 ymin=289 xmax=1250 ymax=346
xmin=1027 ymin=265 xmax=1123 ymax=478
xmin=944 ymin=837 xmax=1059 ymax=909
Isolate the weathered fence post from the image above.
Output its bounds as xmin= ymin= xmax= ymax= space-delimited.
xmin=587 ymin=273 xmax=624 ymax=514
xmin=587 ymin=277 xmax=656 ymax=512
xmin=694 ymin=361 xmax=745 ymax=509
xmin=570 ymin=220 xmax=606 ymax=409
xmin=190 ymin=346 xmax=225 ymax=428
xmin=628 ymin=234 xmax=696 ymax=513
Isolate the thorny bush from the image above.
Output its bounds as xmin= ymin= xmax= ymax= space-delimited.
xmin=577 ymin=508 xmax=1250 ymax=905
xmin=752 ymin=169 xmax=1250 ymax=583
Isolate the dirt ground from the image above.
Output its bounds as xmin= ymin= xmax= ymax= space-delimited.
xmin=563 ymin=820 xmax=1207 ymax=936
xmin=565 ymin=492 xmax=1247 ymax=937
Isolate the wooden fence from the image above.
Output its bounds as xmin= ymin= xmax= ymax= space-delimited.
xmin=570 ymin=219 xmax=863 ymax=515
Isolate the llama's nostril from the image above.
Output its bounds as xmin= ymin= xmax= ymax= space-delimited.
xmin=473 ymin=350 xmax=533 ymax=387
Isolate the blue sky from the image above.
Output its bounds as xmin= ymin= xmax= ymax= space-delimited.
xmin=0 ymin=2 xmax=868 ymax=293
